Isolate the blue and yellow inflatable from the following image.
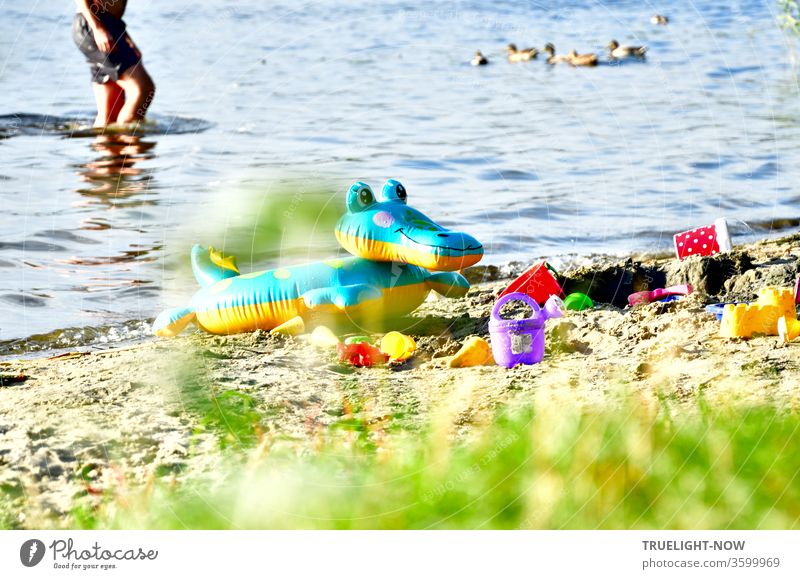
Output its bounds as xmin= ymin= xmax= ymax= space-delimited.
xmin=153 ymin=179 xmax=484 ymax=336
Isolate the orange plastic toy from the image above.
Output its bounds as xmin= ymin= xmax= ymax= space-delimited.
xmin=448 ymin=336 xmax=495 ymax=368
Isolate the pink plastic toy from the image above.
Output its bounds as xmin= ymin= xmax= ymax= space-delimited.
xmin=628 ymin=284 xmax=693 ymax=306
xmin=673 ymin=218 xmax=732 ymax=260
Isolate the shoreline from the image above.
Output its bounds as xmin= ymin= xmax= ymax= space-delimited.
xmin=4 ymin=226 xmax=800 ymax=358
xmin=0 ymin=232 xmax=798 ymax=527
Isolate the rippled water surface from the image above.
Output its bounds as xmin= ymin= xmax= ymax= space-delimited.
xmin=1 ymin=0 xmax=800 ymax=348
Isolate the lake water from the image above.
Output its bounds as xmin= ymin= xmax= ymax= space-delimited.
xmin=1 ymin=0 xmax=799 ymax=351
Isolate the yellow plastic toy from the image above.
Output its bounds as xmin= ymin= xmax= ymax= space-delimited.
xmin=380 ymin=331 xmax=417 ymax=362
xmin=719 ymin=287 xmax=797 ymax=339
xmin=448 ymin=336 xmax=496 ymax=368
xmin=270 ymin=315 xmax=305 ymax=336
xmin=778 ymin=317 xmax=800 ymax=343
xmin=309 ymin=325 xmax=341 ymax=347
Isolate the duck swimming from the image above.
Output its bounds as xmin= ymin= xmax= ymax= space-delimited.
xmin=651 ymin=14 xmax=669 ymax=25
xmin=608 ymin=40 xmax=647 ymax=58
xmin=567 ymin=49 xmax=598 ymax=67
xmin=471 ymin=51 xmax=489 ymax=66
xmin=543 ymin=43 xmax=570 ymax=65
xmin=506 ymin=43 xmax=538 ymax=62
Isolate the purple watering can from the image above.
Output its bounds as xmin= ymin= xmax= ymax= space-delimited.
xmin=488 ymin=292 xmax=565 ymax=368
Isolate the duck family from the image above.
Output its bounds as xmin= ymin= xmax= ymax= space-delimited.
xmin=471 ymin=14 xmax=663 ymax=67
xmin=474 ymin=39 xmax=649 ymax=67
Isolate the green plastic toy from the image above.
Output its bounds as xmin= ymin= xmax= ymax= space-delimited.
xmin=563 ymin=292 xmax=593 ymax=311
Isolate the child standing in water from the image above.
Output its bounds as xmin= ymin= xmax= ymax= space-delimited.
xmin=72 ymin=0 xmax=155 ymax=127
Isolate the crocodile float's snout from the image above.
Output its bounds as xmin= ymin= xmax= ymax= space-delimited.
xmin=393 ymin=221 xmax=483 ymax=271
xmin=335 ymin=180 xmax=484 ymax=271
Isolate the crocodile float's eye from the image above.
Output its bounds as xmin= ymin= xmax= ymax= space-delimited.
xmin=346 ymin=182 xmax=376 ymax=213
xmin=379 ymin=179 xmax=408 ymax=204
xmin=359 ymin=187 xmax=374 ymax=206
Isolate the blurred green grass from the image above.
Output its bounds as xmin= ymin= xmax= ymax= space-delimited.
xmin=170 ymin=179 xmax=343 ymax=275
xmin=50 ymin=391 xmax=800 ymax=530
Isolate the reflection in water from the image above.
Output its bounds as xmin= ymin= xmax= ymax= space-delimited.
xmin=75 ymin=134 xmax=156 ymax=206
xmin=63 ymin=132 xmax=162 ymax=268
xmin=1 ymin=109 xmax=213 ymax=346
xmin=1 ymin=130 xmax=167 ymax=350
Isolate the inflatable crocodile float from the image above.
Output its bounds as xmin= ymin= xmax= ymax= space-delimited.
xmin=153 ymin=179 xmax=484 ymax=336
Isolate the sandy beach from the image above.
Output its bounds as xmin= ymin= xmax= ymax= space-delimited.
xmin=0 ymin=232 xmax=798 ymax=528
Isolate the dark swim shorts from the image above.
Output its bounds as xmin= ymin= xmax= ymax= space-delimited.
xmin=72 ymin=12 xmax=141 ymax=84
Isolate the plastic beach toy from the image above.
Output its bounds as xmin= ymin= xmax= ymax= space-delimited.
xmin=499 ymin=261 xmax=564 ymax=305
xmin=488 ymin=292 xmax=564 ymax=368
xmin=448 ymin=336 xmax=495 ymax=368
xmin=657 ymin=295 xmax=681 ymax=303
xmin=628 ymin=284 xmax=692 ymax=306
xmin=673 ymin=218 xmax=732 ymax=261
xmin=563 ymin=292 xmax=593 ymax=311
xmin=310 ymin=325 xmax=340 ymax=347
xmin=337 ymin=341 xmax=388 ymax=367
xmin=270 ymin=315 xmax=305 ymax=336
xmin=705 ymin=303 xmax=745 ymax=321
xmin=777 ymin=279 xmax=800 ymax=342
xmin=152 ymin=180 xmax=483 ymax=337
xmin=380 ymin=331 xmax=416 ymax=362
xmin=778 ymin=316 xmax=800 ymax=342
xmin=720 ymin=287 xmax=797 ymax=338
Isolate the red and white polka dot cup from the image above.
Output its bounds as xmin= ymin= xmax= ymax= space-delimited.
xmin=673 ymin=218 xmax=732 ymax=261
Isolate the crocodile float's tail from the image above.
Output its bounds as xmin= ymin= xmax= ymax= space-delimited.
xmin=191 ymin=244 xmax=240 ymax=288
xmin=152 ymin=306 xmax=196 ymax=337
xmin=152 ymin=245 xmax=240 ymax=337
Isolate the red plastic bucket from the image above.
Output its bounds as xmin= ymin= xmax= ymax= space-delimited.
xmin=499 ymin=261 xmax=564 ymax=305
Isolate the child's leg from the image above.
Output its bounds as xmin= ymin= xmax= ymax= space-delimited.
xmin=91 ymin=82 xmax=125 ymax=127
xmin=115 ymin=64 xmax=155 ymax=124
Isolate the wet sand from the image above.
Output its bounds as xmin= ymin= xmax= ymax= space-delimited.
xmin=1 ymin=233 xmax=798 ymax=527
